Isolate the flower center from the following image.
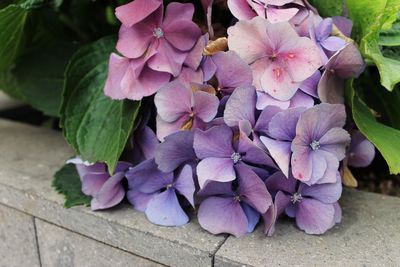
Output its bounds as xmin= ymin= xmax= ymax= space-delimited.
xmin=231 ymin=152 xmax=242 ymax=164
xmin=310 ymin=140 xmax=320 ymax=151
xmin=291 ymin=192 xmax=302 ymax=203
xmin=166 ymin=183 xmax=173 ymax=189
xmin=153 ymin=27 xmax=164 ymax=38
xmin=234 ymin=195 xmax=241 ymax=202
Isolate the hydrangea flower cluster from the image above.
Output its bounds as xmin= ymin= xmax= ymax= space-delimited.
xmin=69 ymin=0 xmax=376 ymax=237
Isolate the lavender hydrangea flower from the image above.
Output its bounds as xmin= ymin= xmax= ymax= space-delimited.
xmin=260 ymin=107 xmax=306 ymax=177
xmin=194 ymin=125 xmax=275 ymax=188
xmin=311 ymin=18 xmax=346 ymax=63
xmin=198 ymin=164 xmax=272 ymax=237
xmin=265 ymin=171 xmax=342 ymax=235
xmin=228 ymin=17 xmax=322 ymax=101
xmin=317 ymin=43 xmax=365 ymax=104
xmin=228 ymin=0 xmax=300 ymax=23
xmin=116 ymin=2 xmax=201 ymax=77
xmin=291 ymin=103 xmax=350 ymax=185
xmin=126 ymin=159 xmax=195 ymax=226
xmin=67 ymin=158 xmax=131 ymax=211
xmin=154 ymin=81 xmax=219 ymax=140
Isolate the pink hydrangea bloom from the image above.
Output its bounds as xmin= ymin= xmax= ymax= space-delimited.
xmin=228 ymin=17 xmax=322 ymax=101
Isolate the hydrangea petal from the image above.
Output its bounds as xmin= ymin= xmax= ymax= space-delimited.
xmin=154 ymin=81 xmax=192 ymax=122
xmin=296 ymin=198 xmax=335 ymax=235
xmin=81 ymin=173 xmax=109 ymax=196
xmin=241 ymin=203 xmax=260 ymax=233
xmin=260 ymin=136 xmax=291 ymax=178
xmin=197 ymin=157 xmax=236 ymax=188
xmin=91 ymin=172 xmax=125 ymax=211
xmin=164 ymin=20 xmax=201 ymax=51
xmin=174 ymin=165 xmax=195 ymax=207
xmin=127 ymin=189 xmax=157 ymax=212
xmin=155 ymin=131 xmax=196 ymax=172
xmin=348 ymin=131 xmax=375 ymax=167
xmin=224 ymin=86 xmax=256 ymax=128
xmin=266 ymin=7 xmax=299 ymax=23
xmin=198 ymin=196 xmax=248 ymax=237
xmin=115 ymin=0 xmax=162 ymax=27
xmin=194 ymin=125 xmax=234 ymax=159
xmin=301 ymin=179 xmax=342 ymax=204
xmin=193 ymin=91 xmax=219 ymax=122
xmin=145 ymin=189 xmax=189 ymax=226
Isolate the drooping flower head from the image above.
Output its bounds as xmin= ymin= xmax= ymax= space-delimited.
xmin=228 ymin=17 xmax=322 ymax=101
xmin=198 ymin=164 xmax=272 ymax=237
xmin=291 ymin=103 xmax=350 ymax=185
xmin=126 ymin=159 xmax=195 ymax=226
xmin=67 ymin=158 xmax=131 ymax=211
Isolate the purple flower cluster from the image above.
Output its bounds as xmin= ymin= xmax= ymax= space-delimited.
xmin=68 ymin=0 xmax=376 ymax=237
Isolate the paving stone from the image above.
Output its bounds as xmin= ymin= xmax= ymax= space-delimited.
xmin=0 ymin=119 xmax=226 ymax=267
xmin=215 ymin=189 xmax=400 ymax=267
xmin=0 ymin=204 xmax=40 ymax=267
xmin=36 ymin=219 xmax=162 ymax=267
xmin=0 ymin=92 xmax=22 ymax=110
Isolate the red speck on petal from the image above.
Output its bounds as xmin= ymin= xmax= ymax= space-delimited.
xmin=273 ymin=68 xmax=282 ymax=78
xmin=298 ymin=173 xmax=303 ymax=179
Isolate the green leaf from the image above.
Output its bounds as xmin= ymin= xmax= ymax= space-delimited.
xmin=347 ymin=80 xmax=400 ymax=174
xmin=60 ymin=36 xmax=141 ymax=174
xmin=345 ymin=0 xmax=400 ymax=91
xmin=380 ymin=18 xmax=400 ymax=46
xmin=308 ymin=0 xmax=343 ymax=17
xmin=0 ymin=5 xmax=28 ymax=71
xmin=0 ymin=43 xmax=77 ymax=116
xmin=52 ymin=163 xmax=91 ymax=208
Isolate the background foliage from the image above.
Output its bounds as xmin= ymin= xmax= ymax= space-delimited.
xmin=0 ymin=0 xmax=399 ymax=179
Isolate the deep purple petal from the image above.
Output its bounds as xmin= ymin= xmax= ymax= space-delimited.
xmin=155 ymin=130 xmax=196 ymax=172
xmin=145 ymin=189 xmax=189 ymax=226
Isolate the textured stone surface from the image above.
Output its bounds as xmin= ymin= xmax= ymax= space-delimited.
xmin=0 ymin=119 xmax=226 ymax=267
xmin=215 ymin=189 xmax=400 ymax=267
xmin=0 ymin=92 xmax=22 ymax=110
xmin=36 ymin=219 xmax=162 ymax=267
xmin=0 ymin=205 xmax=40 ymax=267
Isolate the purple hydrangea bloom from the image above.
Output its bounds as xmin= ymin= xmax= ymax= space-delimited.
xmin=318 ymin=43 xmax=365 ymax=104
xmin=67 ymin=158 xmax=131 ymax=211
xmin=291 ymin=103 xmax=350 ymax=185
xmin=154 ymin=81 xmax=219 ymax=140
xmin=198 ymin=164 xmax=272 ymax=237
xmin=126 ymin=159 xmax=195 ymax=226
xmin=265 ymin=171 xmax=342 ymax=235
xmin=116 ymin=2 xmax=201 ymax=76
xmin=260 ymin=107 xmax=306 ymax=177
xmin=311 ymin=18 xmax=346 ymax=63
xmin=194 ymin=124 xmax=275 ymax=188
xmin=228 ymin=17 xmax=322 ymax=101
xmin=228 ymin=0 xmax=300 ymax=23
